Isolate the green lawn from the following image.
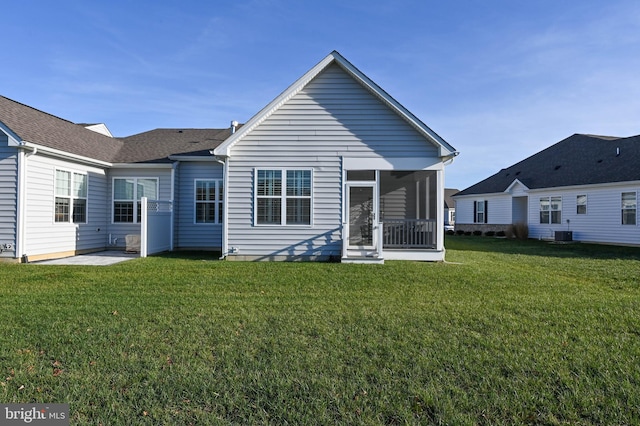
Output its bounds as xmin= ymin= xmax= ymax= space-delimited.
xmin=1 ymin=238 xmax=639 ymax=425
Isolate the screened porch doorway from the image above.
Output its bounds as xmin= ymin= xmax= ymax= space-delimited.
xmin=346 ymin=182 xmax=378 ymax=251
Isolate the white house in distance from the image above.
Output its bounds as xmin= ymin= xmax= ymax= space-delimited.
xmin=0 ymin=51 xmax=458 ymax=264
xmin=454 ymin=133 xmax=640 ymax=245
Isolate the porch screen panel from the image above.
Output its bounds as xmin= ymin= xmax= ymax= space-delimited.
xmin=349 ymin=186 xmax=374 ymax=246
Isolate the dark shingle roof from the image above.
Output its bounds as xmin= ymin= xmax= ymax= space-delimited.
xmin=115 ymin=128 xmax=232 ymax=163
xmin=0 ymin=95 xmax=232 ymax=164
xmin=456 ymin=134 xmax=640 ymax=196
xmin=0 ymin=96 xmax=123 ymax=163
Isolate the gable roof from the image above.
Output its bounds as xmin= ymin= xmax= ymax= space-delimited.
xmin=214 ymin=50 xmax=457 ymax=158
xmin=455 ymin=133 xmax=640 ymax=196
xmin=0 ymin=95 xmax=123 ymax=163
xmin=444 ymin=188 xmax=459 ymax=208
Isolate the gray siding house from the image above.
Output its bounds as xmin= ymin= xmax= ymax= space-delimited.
xmin=0 ymin=51 xmax=457 ymax=263
xmin=454 ymin=133 xmax=640 ymax=245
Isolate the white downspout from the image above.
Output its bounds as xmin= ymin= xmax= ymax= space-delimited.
xmin=214 ymin=156 xmax=229 ymax=259
xmin=170 ymin=161 xmax=178 ymax=251
xmin=16 ymin=145 xmax=37 ymax=261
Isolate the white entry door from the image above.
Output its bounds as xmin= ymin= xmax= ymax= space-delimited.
xmin=346 ymin=183 xmax=378 ymax=250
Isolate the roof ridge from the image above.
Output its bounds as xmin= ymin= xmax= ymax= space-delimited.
xmin=0 ymin=95 xmax=76 ymax=126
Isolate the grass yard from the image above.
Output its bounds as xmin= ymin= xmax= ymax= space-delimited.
xmin=1 ymin=238 xmax=639 ymax=425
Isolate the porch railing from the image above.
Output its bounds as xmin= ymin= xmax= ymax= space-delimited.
xmin=383 ymin=219 xmax=436 ymax=248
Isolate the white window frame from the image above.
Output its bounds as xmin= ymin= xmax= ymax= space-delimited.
xmin=622 ymin=192 xmax=637 ymax=226
xmin=112 ymin=177 xmax=159 ymax=224
xmin=474 ymin=200 xmax=486 ymax=224
xmin=540 ymin=196 xmax=562 ymax=224
xmin=194 ymin=179 xmax=223 ymax=224
xmin=254 ymin=168 xmax=313 ymax=226
xmin=54 ymin=168 xmax=88 ymax=224
xmin=576 ymin=194 xmax=587 ymax=215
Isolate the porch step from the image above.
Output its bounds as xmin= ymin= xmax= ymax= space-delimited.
xmin=341 ymin=256 xmax=385 ymax=265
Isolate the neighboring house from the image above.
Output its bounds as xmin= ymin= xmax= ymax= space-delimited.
xmin=0 ymin=51 xmax=458 ymax=263
xmin=454 ymin=133 xmax=640 ymax=245
xmin=444 ymin=188 xmax=458 ymax=230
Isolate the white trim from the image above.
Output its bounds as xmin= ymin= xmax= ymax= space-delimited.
xmin=168 ymin=155 xmax=219 ymax=162
xmin=193 ymin=179 xmax=223 ymax=225
xmin=342 ymin=156 xmax=444 ymax=171
xmin=504 ymin=178 xmax=530 ymax=193
xmin=53 ymin=168 xmax=88 ymax=225
xmin=21 ymin=141 xmax=112 ymax=167
xmin=253 ymin=168 xmax=314 ymax=227
xmin=0 ymin=125 xmax=21 ymax=147
xmin=111 ymin=163 xmax=173 ymax=169
xmin=111 ymin=177 xmax=159 ymax=224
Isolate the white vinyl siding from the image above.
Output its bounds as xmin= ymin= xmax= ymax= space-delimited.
xmin=225 ymin=64 xmax=441 ymax=258
xmin=174 ymin=162 xmax=223 ymax=250
xmin=0 ymin=137 xmax=17 ymax=257
xmin=24 ymin=154 xmax=108 ymax=257
xmin=107 ymin=168 xmax=171 ymax=250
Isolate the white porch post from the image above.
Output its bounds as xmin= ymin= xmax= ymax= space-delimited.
xmin=436 ymin=168 xmax=444 ymax=252
xmin=140 ymin=196 xmax=148 ymax=258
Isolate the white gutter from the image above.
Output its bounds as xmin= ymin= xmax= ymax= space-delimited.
xmin=21 ymin=141 xmax=112 ymax=167
xmin=111 ymin=163 xmax=173 ymax=169
xmin=16 ymin=145 xmax=38 ymax=260
xmin=167 ymin=155 xmax=220 ymax=162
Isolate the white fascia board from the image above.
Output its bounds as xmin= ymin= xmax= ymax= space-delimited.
xmin=111 ymin=163 xmax=174 ymax=169
xmin=213 ymin=51 xmax=457 ymax=158
xmin=330 ymin=51 xmax=457 ymax=157
xmin=504 ymin=178 xmax=530 ymax=193
xmin=214 ymin=54 xmax=336 ymax=158
xmin=167 ymin=155 xmax=218 ymax=162
xmin=526 ymin=180 xmax=640 ymax=193
xmin=21 ymin=141 xmax=112 ymax=167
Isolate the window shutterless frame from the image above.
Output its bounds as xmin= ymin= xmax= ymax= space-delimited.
xmin=253 ymin=168 xmax=313 ymax=227
xmin=112 ymin=177 xmax=159 ymax=224
xmin=194 ymin=179 xmax=223 ymax=224
xmin=54 ymin=168 xmax=88 ymax=224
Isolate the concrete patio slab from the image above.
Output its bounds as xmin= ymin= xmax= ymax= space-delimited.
xmin=34 ymin=251 xmax=139 ymax=266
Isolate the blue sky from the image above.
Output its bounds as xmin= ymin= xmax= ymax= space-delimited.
xmin=3 ymin=0 xmax=639 ymax=190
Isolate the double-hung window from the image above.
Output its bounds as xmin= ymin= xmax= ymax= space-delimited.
xmin=113 ymin=178 xmax=158 ymax=223
xmin=474 ymin=200 xmax=487 ymax=223
xmin=540 ymin=196 xmax=562 ymax=224
xmin=255 ymin=169 xmax=311 ymax=225
xmin=622 ymin=192 xmax=637 ymax=225
xmin=55 ymin=169 xmax=87 ymax=223
xmin=576 ymin=195 xmax=587 ymax=215
xmin=195 ymin=179 xmax=223 ymax=224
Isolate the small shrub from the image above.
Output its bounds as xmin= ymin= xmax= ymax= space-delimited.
xmin=464 ymin=231 xmax=472 ymax=236
xmin=485 ymin=231 xmax=495 ymax=237
xmin=512 ymin=222 xmax=529 ymax=240
xmin=473 ymin=230 xmax=483 ymax=236
xmin=446 ymin=230 xmax=455 ymax=235
xmin=496 ymin=230 xmax=506 ymax=237
xmin=456 ymin=230 xmax=465 ymax=235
